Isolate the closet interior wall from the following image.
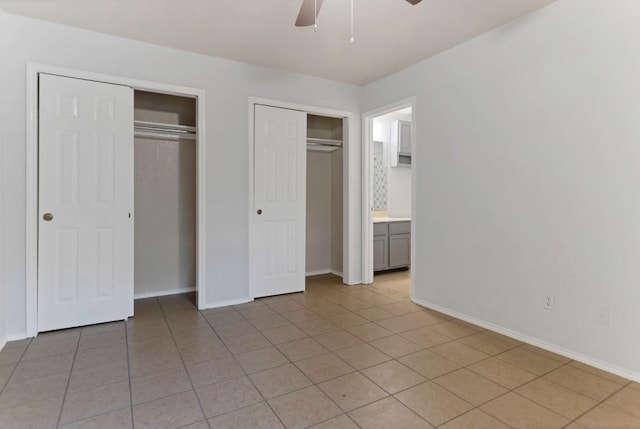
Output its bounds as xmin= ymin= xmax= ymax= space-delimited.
xmin=306 ymin=115 xmax=344 ymax=277
xmin=134 ymin=91 xmax=196 ymax=298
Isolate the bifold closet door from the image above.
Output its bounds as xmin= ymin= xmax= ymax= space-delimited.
xmin=38 ymin=73 xmax=134 ymax=332
xmin=253 ymin=105 xmax=307 ymax=298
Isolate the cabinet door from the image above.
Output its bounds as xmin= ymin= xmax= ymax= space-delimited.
xmin=373 ymin=235 xmax=389 ymax=271
xmin=398 ymin=121 xmax=411 ymax=155
xmin=389 ymin=233 xmax=411 ymax=268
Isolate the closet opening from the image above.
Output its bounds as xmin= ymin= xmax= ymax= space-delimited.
xmin=133 ymin=91 xmax=198 ymax=307
xmin=306 ymin=114 xmax=344 ymax=287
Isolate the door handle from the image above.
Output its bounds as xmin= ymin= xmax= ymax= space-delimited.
xmin=43 ymin=213 xmax=53 ymax=221
xmin=257 ymin=209 xmax=262 ymax=215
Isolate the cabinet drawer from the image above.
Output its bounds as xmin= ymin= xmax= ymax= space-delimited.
xmin=389 ymin=221 xmax=410 ymax=235
xmin=373 ymin=223 xmax=388 ymax=236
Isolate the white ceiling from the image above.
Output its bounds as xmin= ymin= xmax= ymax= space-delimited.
xmin=0 ymin=0 xmax=556 ymax=85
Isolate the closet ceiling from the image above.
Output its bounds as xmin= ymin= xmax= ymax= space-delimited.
xmin=0 ymin=0 xmax=556 ymax=85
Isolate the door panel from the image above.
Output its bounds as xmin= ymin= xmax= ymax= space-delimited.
xmin=253 ymin=105 xmax=306 ymax=298
xmin=38 ymin=73 xmax=133 ymax=332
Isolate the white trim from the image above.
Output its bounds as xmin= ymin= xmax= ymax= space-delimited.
xmin=25 ymin=65 xmax=38 ymax=336
xmin=25 ymin=63 xmax=208 ymax=336
xmin=412 ymin=297 xmax=640 ymax=383
xmin=134 ymin=287 xmax=196 ymax=300
xmin=361 ymin=97 xmax=417 ymax=293
xmin=248 ymin=96 xmax=359 ymax=299
xmin=342 ymin=110 xmax=361 ymax=286
xmin=0 ymin=339 xmax=5 ymax=352
xmin=361 ymin=114 xmax=373 ymax=284
xmin=200 ymin=297 xmax=254 ymax=310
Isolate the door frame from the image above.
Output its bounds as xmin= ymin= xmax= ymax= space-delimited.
xmin=25 ymin=63 xmax=207 ymax=337
xmin=361 ymin=97 xmax=417 ymax=295
xmin=248 ymin=97 xmax=359 ymax=299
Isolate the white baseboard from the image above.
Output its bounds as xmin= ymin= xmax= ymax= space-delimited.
xmin=412 ymin=297 xmax=640 ymax=383
xmin=134 ymin=287 xmax=196 ymax=300
xmin=306 ymin=269 xmax=344 ymax=277
xmin=199 ymin=297 xmax=254 ymax=310
xmin=0 ymin=337 xmax=6 ymax=352
xmin=5 ymin=333 xmax=30 ymax=342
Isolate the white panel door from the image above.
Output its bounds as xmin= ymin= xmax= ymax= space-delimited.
xmin=38 ymin=73 xmax=134 ymax=332
xmin=253 ymin=105 xmax=306 ymax=298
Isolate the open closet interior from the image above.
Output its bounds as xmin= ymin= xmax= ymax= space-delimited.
xmin=306 ymin=114 xmax=344 ymax=278
xmin=134 ymin=91 xmax=197 ymax=298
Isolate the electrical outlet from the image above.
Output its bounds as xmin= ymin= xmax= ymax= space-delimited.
xmin=596 ymin=304 xmax=609 ymax=325
xmin=544 ymin=295 xmax=555 ymax=311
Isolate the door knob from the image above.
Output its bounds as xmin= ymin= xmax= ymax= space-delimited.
xmin=257 ymin=209 xmax=262 ymax=215
xmin=43 ymin=213 xmax=53 ymax=221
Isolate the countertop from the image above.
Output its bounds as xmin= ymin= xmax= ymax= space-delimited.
xmin=373 ymin=217 xmax=411 ymax=224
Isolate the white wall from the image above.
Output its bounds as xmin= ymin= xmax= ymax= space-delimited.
xmin=0 ymin=11 xmax=362 ymax=337
xmin=363 ymin=0 xmax=640 ymax=379
xmin=372 ymin=112 xmax=412 ymax=217
xmin=134 ymin=137 xmax=196 ymax=296
xmin=387 ymin=167 xmax=411 ymax=218
xmin=133 ymin=92 xmax=197 ymax=297
xmin=0 ymin=10 xmax=6 ymax=349
xmin=331 ymin=150 xmax=343 ymax=274
xmin=306 ymin=152 xmax=332 ymax=273
xmin=306 ymin=150 xmax=344 ymax=275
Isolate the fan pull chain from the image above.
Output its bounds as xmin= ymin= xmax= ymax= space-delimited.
xmin=314 ymin=0 xmax=318 ymax=32
xmin=350 ymin=0 xmax=354 ymax=43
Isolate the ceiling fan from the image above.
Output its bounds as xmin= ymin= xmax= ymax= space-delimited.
xmin=296 ymin=0 xmax=423 ymax=27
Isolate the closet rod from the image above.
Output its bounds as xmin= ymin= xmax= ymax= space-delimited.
xmin=134 ymin=130 xmax=196 ymax=141
xmin=134 ymin=120 xmax=197 ymax=134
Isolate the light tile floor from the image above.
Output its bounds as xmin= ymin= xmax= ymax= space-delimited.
xmin=1 ymin=271 xmax=639 ymax=428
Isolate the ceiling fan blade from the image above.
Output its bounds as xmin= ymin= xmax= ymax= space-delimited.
xmin=406 ymin=0 xmax=422 ymax=4
xmin=295 ymin=0 xmax=324 ymax=27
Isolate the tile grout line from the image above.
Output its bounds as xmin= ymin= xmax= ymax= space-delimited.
xmin=0 ymin=338 xmax=33 ymax=398
xmin=157 ymin=297 xmax=213 ymax=429
xmin=439 ymin=352 xmax=571 ymax=427
xmin=199 ymin=303 xmax=289 ymax=429
xmin=53 ymin=331 xmax=81 ymax=428
xmin=297 ymin=279 xmax=638 ymax=428
xmin=302 ymin=282 xmax=438 ymax=427
xmin=558 ymin=378 xmax=633 ymax=428
xmin=251 ymin=293 xmax=435 ymax=428
xmin=232 ymin=295 xmax=388 ymax=427
xmin=302 ymin=278 xmax=638 ymax=427
xmin=25 ymin=274 xmax=630 ymax=429
xmin=237 ymin=297 xmax=352 ymax=426
xmin=334 ymin=321 xmax=564 ymax=427
xmin=124 ymin=313 xmax=136 ymax=429
xmin=429 ymin=347 xmax=624 ymax=428
xmin=241 ymin=288 xmax=488 ymax=427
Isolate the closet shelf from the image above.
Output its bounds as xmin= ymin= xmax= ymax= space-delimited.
xmin=307 ymin=143 xmax=341 ymax=153
xmin=307 ymin=137 xmax=342 ymax=146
